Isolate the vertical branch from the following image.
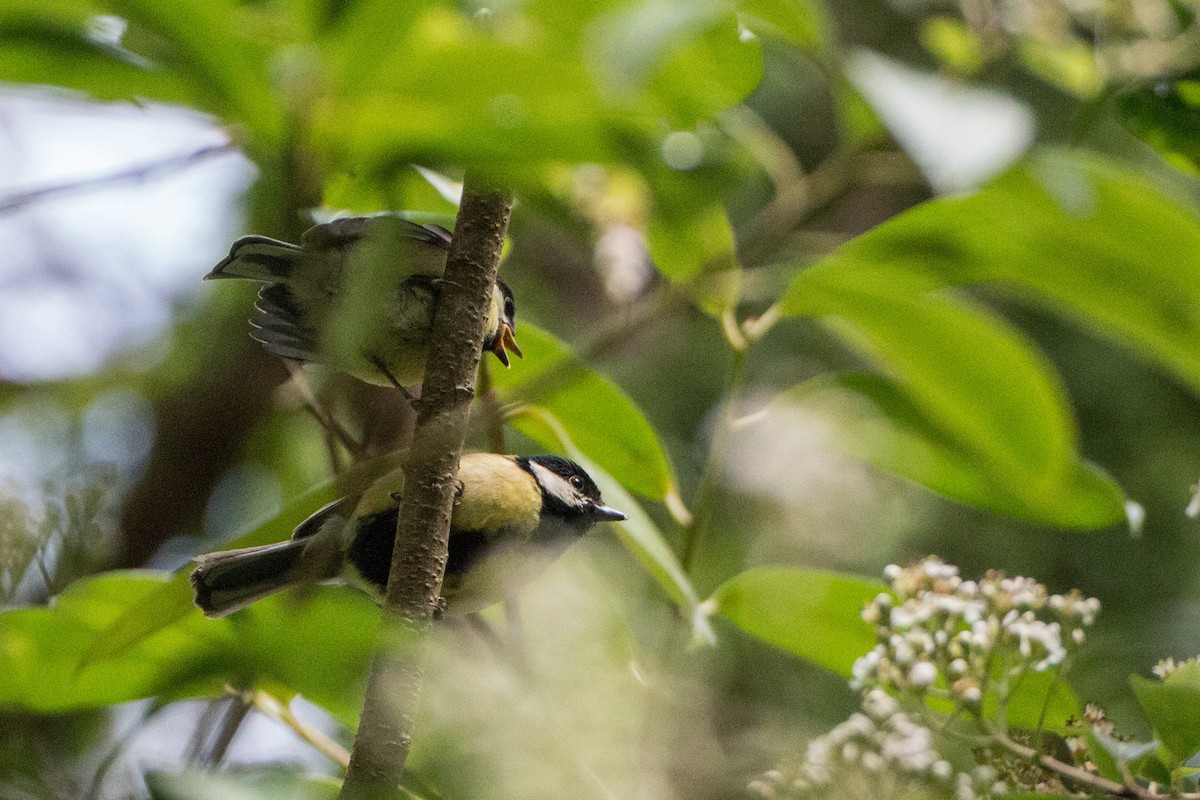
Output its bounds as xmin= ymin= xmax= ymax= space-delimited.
xmin=338 ymin=178 xmax=513 ymax=800
xmin=477 ymin=359 xmax=508 ymax=454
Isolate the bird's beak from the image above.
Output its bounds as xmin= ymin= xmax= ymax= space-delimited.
xmin=490 ymin=323 xmax=522 ymax=367
xmin=592 ymin=503 xmax=628 ymax=522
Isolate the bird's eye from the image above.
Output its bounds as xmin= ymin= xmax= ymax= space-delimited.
xmin=569 ymin=476 xmax=584 ymax=490
xmin=505 ymin=298 xmax=515 ymax=318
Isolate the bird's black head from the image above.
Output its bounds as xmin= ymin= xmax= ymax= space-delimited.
xmin=497 ymin=279 xmax=516 ymax=332
xmin=518 ymin=455 xmax=627 ymax=527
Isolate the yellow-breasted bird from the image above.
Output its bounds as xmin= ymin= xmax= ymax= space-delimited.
xmin=206 ymin=215 xmax=522 ymax=389
xmin=190 ymin=453 xmax=627 ymax=617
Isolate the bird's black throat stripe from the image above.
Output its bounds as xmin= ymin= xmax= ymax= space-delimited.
xmin=347 ymin=508 xmax=494 ymax=593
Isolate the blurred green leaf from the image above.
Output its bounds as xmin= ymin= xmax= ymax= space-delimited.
xmin=641 ymin=11 xmax=763 ymax=124
xmin=514 ymin=406 xmax=712 ymax=643
xmin=1132 ymin=671 xmax=1200 ymax=764
xmin=1118 ymin=74 xmax=1200 ymax=174
xmin=322 ymin=32 xmax=615 ymax=175
xmin=81 ymin=480 xmax=340 ymax=666
xmin=587 ymin=0 xmax=760 ymax=119
xmin=0 ymin=8 xmax=191 ymax=105
xmin=491 ymin=322 xmax=677 ymax=502
xmin=709 ymin=567 xmax=882 ymax=675
xmin=783 ymin=149 xmax=1200 ymax=394
xmin=324 ymin=1 xmax=758 ymax=181
xmin=0 ymin=0 xmax=279 ymax=136
xmin=147 ymin=768 xmax=341 ymax=800
xmin=781 ymin=274 xmax=1125 ymax=528
xmin=1086 ymin=729 xmax=1162 ymax=782
xmin=0 ymin=572 xmax=229 ymax=713
xmin=1 ymin=571 xmax=378 ymax=725
xmin=646 ymin=201 xmax=741 ymax=315
xmin=737 ymin=0 xmax=831 ymax=50
xmin=100 ymin=0 xmax=279 ymax=137
xmin=992 ymin=668 xmax=1079 ymax=732
xmin=233 ymin=586 xmax=378 ymax=727
xmin=83 ymin=452 xmax=403 ymax=665
xmin=773 ymin=372 xmax=1125 ymax=528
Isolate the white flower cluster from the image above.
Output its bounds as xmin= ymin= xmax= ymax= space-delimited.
xmin=747 ymin=690 xmax=1009 ymax=800
xmin=1151 ymin=656 xmax=1197 ymax=680
xmin=852 ymin=558 xmax=1099 ymax=707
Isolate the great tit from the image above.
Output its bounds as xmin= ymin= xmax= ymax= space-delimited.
xmin=190 ymin=453 xmax=627 ymax=617
xmin=206 ymin=215 xmax=523 ymax=389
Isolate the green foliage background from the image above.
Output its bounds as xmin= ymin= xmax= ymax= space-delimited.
xmin=1 ymin=0 xmax=1200 ymax=798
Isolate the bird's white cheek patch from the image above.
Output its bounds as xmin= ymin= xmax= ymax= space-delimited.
xmin=528 ymin=462 xmax=579 ymax=508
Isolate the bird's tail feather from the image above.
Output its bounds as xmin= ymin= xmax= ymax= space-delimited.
xmin=205 ymin=236 xmax=304 ymax=282
xmin=190 ymin=539 xmax=322 ymax=618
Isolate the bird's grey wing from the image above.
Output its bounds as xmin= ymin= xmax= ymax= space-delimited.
xmin=250 ymin=284 xmax=320 ymax=363
xmin=292 ymin=495 xmax=354 ymax=541
xmin=302 ymin=216 xmax=452 ymax=278
xmin=301 ymin=216 xmax=450 ymax=251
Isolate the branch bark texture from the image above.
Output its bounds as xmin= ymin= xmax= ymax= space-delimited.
xmin=338 ymin=178 xmax=513 ymax=799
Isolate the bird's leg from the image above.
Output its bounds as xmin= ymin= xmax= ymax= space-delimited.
xmin=367 ymin=354 xmax=420 ymax=410
xmin=284 ymin=361 xmax=364 ymax=459
xmin=453 ymin=479 xmax=465 ymax=506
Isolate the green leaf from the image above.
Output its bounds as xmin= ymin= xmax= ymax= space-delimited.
xmin=1 ymin=571 xmax=379 ymax=724
xmin=737 ymin=0 xmax=831 ymax=50
xmin=83 ymin=452 xmax=403 ymax=665
xmin=780 ymin=274 xmax=1125 ymax=528
xmin=773 ymin=372 xmax=1125 ymax=528
xmin=147 ymin=768 xmax=341 ymax=800
xmin=1118 ymin=74 xmax=1200 ymax=174
xmin=490 ymin=322 xmax=678 ymax=503
xmin=783 ymin=149 xmax=1200 ymax=395
xmin=100 ymin=0 xmax=279 ymax=137
xmin=709 ymin=567 xmax=883 ymax=675
xmin=0 ymin=9 xmax=192 ymax=105
xmin=0 ymin=572 xmax=229 ymax=713
xmin=1087 ymin=730 xmax=1167 ymax=784
xmin=513 ymin=407 xmax=712 ymax=644
xmin=992 ymin=668 xmax=1080 ymax=732
xmin=645 ymin=201 xmax=741 ymax=315
xmin=80 ymin=481 xmax=339 ymax=666
xmin=322 ymin=31 xmax=615 ymax=175
xmin=586 ymin=0 xmax=761 ymax=119
xmin=231 ymin=586 xmax=379 ymax=727
xmin=1132 ymin=672 xmax=1200 ymax=764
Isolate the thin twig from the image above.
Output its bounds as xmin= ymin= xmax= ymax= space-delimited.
xmin=476 ymin=359 xmax=507 ymax=454
xmin=991 ymin=731 xmax=1154 ymax=798
xmin=0 ymin=142 xmax=238 ymax=216
xmin=199 ymin=690 xmax=253 ymax=767
xmin=249 ymin=690 xmax=350 ymax=768
xmin=84 ymin=702 xmax=166 ymax=800
xmin=184 ymin=698 xmax=227 ymax=766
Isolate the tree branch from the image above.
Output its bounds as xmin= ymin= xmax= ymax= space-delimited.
xmin=338 ymin=177 xmax=513 ymax=799
xmin=0 ymin=142 xmax=237 ymax=216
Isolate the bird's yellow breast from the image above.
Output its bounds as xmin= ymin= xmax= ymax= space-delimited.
xmin=452 ymin=453 xmax=542 ymax=536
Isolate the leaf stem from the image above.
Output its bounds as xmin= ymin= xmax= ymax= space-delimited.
xmin=678 ymin=328 xmax=748 ymax=576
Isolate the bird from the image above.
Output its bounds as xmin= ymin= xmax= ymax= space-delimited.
xmin=190 ymin=453 xmax=627 ymax=617
xmin=205 ymin=215 xmax=522 ymax=390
